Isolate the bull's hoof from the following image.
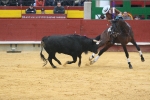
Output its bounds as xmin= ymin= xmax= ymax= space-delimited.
xmin=63 ymin=61 xmax=68 ymax=67
xmin=58 ymin=61 xmax=62 ymax=65
xmin=42 ymin=62 xmax=47 ymax=67
xmin=78 ymin=64 xmax=81 ymax=67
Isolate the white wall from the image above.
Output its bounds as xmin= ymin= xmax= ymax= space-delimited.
xmin=96 ymin=0 xmax=110 ymax=7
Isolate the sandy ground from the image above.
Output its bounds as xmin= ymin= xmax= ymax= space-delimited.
xmin=0 ymin=51 xmax=150 ymax=100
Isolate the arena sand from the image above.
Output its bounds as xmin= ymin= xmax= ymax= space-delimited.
xmin=0 ymin=51 xmax=150 ymax=100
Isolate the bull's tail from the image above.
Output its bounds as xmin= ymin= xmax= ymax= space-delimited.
xmin=40 ymin=41 xmax=47 ymax=66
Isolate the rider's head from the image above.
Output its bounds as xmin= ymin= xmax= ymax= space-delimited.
xmin=102 ymin=5 xmax=110 ymax=14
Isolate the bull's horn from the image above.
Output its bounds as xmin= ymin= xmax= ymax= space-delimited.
xmin=93 ymin=39 xmax=101 ymax=45
xmin=93 ymin=39 xmax=99 ymax=42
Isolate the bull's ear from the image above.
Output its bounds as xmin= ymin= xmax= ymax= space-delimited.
xmin=93 ymin=39 xmax=100 ymax=45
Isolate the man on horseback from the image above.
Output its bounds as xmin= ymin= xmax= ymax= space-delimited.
xmin=89 ymin=6 xmax=145 ymax=69
xmin=102 ymin=5 xmax=122 ymax=44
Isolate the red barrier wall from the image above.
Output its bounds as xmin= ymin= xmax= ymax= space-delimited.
xmin=0 ymin=19 xmax=150 ymax=42
xmin=0 ymin=19 xmax=81 ymax=41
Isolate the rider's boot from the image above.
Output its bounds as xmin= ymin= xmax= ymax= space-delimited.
xmin=111 ymin=37 xmax=114 ymax=44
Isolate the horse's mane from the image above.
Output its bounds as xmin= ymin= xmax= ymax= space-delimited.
xmin=118 ymin=19 xmax=130 ymax=33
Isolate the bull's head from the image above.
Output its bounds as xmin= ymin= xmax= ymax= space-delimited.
xmin=93 ymin=39 xmax=101 ymax=45
xmin=90 ymin=39 xmax=101 ymax=54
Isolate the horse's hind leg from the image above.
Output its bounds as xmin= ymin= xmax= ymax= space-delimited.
xmin=131 ymin=39 xmax=145 ymax=62
xmin=121 ymin=44 xmax=132 ymax=69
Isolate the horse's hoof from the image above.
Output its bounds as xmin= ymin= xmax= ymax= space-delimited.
xmin=89 ymin=57 xmax=93 ymax=61
xmin=129 ymin=67 xmax=133 ymax=69
xmin=141 ymin=58 xmax=145 ymax=62
xmin=129 ymin=65 xmax=133 ymax=69
xmin=90 ymin=61 xmax=94 ymax=65
xmin=128 ymin=62 xmax=133 ymax=69
xmin=52 ymin=66 xmax=57 ymax=68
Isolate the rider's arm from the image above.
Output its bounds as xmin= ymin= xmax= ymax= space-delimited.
xmin=106 ymin=13 xmax=112 ymax=20
xmin=115 ymin=8 xmax=122 ymax=15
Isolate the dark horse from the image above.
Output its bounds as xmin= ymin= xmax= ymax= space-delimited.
xmin=89 ymin=19 xmax=145 ymax=69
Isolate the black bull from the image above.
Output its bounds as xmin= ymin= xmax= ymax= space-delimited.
xmin=40 ymin=34 xmax=99 ymax=68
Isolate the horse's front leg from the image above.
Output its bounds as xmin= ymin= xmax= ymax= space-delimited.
xmin=90 ymin=55 xmax=100 ymax=65
xmin=89 ymin=53 xmax=95 ymax=61
xmin=90 ymin=43 xmax=113 ymax=65
xmin=89 ymin=39 xmax=103 ymax=61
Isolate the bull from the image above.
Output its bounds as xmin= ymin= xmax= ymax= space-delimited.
xmin=40 ymin=34 xmax=99 ymax=68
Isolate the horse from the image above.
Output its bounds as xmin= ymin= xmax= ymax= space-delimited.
xmin=89 ymin=19 xmax=145 ymax=69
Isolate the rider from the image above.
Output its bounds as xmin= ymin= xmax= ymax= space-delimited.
xmin=102 ymin=5 xmax=122 ymax=44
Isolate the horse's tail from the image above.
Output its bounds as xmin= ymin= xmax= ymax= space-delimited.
xmin=40 ymin=41 xmax=47 ymax=66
